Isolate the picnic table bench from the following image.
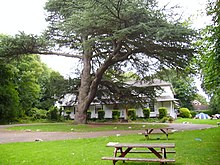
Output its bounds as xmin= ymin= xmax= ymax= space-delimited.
xmin=143 ymin=127 xmax=174 ymax=140
xmin=102 ymin=142 xmax=175 ymax=165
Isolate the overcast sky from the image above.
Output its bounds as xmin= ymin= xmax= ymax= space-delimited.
xmin=0 ymin=0 xmax=211 ymax=98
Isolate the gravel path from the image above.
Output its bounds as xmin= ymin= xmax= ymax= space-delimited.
xmin=0 ymin=123 xmax=215 ymax=144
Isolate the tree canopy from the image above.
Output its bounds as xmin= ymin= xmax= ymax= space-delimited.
xmin=0 ymin=0 xmax=196 ymax=124
xmin=0 ymin=41 xmax=68 ymax=123
xmin=196 ymin=0 xmax=219 ymax=113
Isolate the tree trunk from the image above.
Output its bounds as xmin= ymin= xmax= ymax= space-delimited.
xmin=74 ymin=38 xmax=129 ymax=124
xmin=75 ymin=36 xmax=92 ymax=124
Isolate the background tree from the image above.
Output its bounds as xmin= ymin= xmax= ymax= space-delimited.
xmin=38 ymin=70 xmax=68 ymax=110
xmin=194 ymin=94 xmax=208 ymax=105
xmin=0 ymin=62 xmax=20 ymax=123
xmin=0 ymin=0 xmax=196 ymax=124
xmin=12 ymin=55 xmax=44 ymax=115
xmin=0 ymin=33 xmax=68 ymax=122
xmin=196 ymin=0 xmax=220 ymax=113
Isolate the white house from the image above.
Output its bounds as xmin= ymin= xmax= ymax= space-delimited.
xmin=55 ymin=79 xmax=178 ymax=119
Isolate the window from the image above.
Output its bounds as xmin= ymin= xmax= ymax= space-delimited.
xmin=121 ymin=110 xmax=124 ymax=117
xmin=149 ymin=100 xmax=155 ymax=112
xmin=95 ymin=105 xmax=102 ymax=114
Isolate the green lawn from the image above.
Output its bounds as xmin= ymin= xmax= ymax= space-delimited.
xmin=7 ymin=123 xmax=167 ymax=132
xmin=0 ymin=126 xmax=219 ymax=165
xmin=174 ymin=118 xmax=220 ymax=125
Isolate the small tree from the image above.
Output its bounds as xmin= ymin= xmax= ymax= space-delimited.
xmin=158 ymin=107 xmax=167 ymax=119
xmin=128 ymin=109 xmax=136 ymax=121
xmin=112 ymin=110 xmax=120 ymax=120
xmin=143 ymin=108 xmax=150 ymax=119
xmin=47 ymin=106 xmax=61 ymax=121
xmin=98 ymin=110 xmax=105 ymax=120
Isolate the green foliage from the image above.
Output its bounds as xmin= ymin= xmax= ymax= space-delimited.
xmin=28 ymin=107 xmax=47 ymax=120
xmin=112 ymin=110 xmax=120 ymax=120
xmin=190 ymin=110 xmax=197 ymax=118
xmin=143 ymin=108 xmax=150 ymax=119
xmin=38 ymin=70 xmax=67 ymax=110
xmin=0 ymin=63 xmax=20 ymax=123
xmin=0 ymin=46 xmax=67 ymax=122
xmin=160 ymin=116 xmax=168 ymax=123
xmin=97 ymin=110 xmax=105 ymax=120
xmin=0 ymin=32 xmax=48 ymax=59
xmin=168 ymin=116 xmax=174 ymax=123
xmin=158 ymin=107 xmax=167 ymax=119
xmin=12 ymin=55 xmax=44 ymax=114
xmin=127 ymin=109 xmax=136 ymax=120
xmin=209 ymin=95 xmax=220 ymax=114
xmin=47 ymin=106 xmax=61 ymax=121
xmin=196 ymin=1 xmax=220 ymax=113
xmin=179 ymin=108 xmax=192 ymax=118
xmin=194 ymin=94 xmax=208 ymax=105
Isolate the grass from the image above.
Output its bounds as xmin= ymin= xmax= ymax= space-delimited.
xmin=174 ymin=118 xmax=220 ymax=125
xmin=7 ymin=123 xmax=167 ymax=132
xmin=0 ymin=126 xmax=219 ymax=165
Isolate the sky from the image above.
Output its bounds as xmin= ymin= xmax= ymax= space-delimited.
xmin=0 ymin=0 xmax=211 ymax=98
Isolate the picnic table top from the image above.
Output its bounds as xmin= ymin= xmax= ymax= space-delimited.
xmin=106 ymin=142 xmax=175 ymax=148
xmin=145 ymin=127 xmax=174 ymax=130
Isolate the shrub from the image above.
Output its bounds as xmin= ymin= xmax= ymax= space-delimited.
xmin=112 ymin=110 xmax=120 ymax=120
xmin=143 ymin=108 xmax=150 ymax=119
xmin=190 ymin=110 xmax=197 ymax=118
xmin=29 ymin=107 xmax=47 ymax=120
xmin=179 ymin=108 xmax=192 ymax=118
xmin=47 ymin=106 xmax=61 ymax=121
xmin=128 ymin=109 xmax=136 ymax=120
xmin=98 ymin=110 xmax=105 ymax=120
xmin=168 ymin=116 xmax=174 ymax=123
xmin=160 ymin=116 xmax=168 ymax=123
xmin=158 ymin=107 xmax=167 ymax=119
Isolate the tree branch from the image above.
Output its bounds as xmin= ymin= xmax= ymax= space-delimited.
xmin=35 ymin=51 xmax=83 ymax=59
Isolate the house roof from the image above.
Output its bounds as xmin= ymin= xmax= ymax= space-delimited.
xmin=156 ymin=96 xmax=178 ymax=102
xmin=58 ymin=93 xmax=76 ymax=106
xmin=125 ymin=79 xmax=176 ymax=95
xmin=56 ymin=79 xmax=177 ymax=107
xmin=125 ymin=79 xmax=171 ymax=87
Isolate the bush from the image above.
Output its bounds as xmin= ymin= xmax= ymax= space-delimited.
xmin=47 ymin=106 xmax=62 ymax=121
xmin=160 ymin=116 xmax=168 ymax=123
xmin=112 ymin=110 xmax=120 ymax=120
xmin=190 ymin=110 xmax=197 ymax=118
xmin=158 ymin=107 xmax=167 ymax=119
xmin=179 ymin=108 xmax=192 ymax=118
xmin=98 ymin=110 xmax=105 ymax=120
xmin=168 ymin=116 xmax=174 ymax=123
xmin=128 ymin=109 xmax=136 ymax=120
xmin=28 ymin=107 xmax=47 ymax=120
xmin=143 ymin=108 xmax=150 ymax=119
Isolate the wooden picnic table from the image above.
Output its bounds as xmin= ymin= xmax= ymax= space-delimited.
xmin=102 ymin=142 xmax=175 ymax=165
xmin=143 ymin=127 xmax=174 ymax=140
